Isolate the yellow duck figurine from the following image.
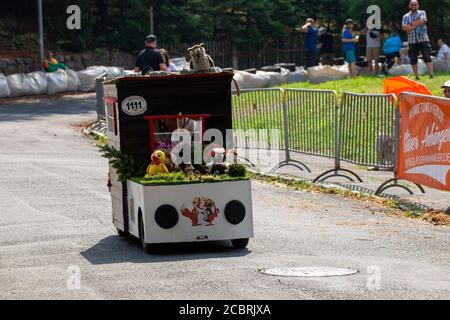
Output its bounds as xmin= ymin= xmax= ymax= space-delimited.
xmin=146 ymin=150 xmax=170 ymax=176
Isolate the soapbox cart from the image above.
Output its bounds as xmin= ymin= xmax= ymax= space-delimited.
xmin=102 ymin=72 xmax=253 ymax=252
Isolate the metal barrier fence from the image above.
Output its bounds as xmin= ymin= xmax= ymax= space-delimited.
xmin=161 ymin=39 xmax=305 ymax=70
xmin=339 ymin=93 xmax=396 ymax=169
xmin=231 ymin=89 xmax=399 ymax=183
xmin=94 ymin=83 xmax=401 ymax=188
xmin=232 ymin=88 xmax=343 ymax=175
xmin=232 ymin=88 xmax=311 ymax=172
xmin=232 ymin=88 xmax=285 ymax=151
xmin=285 ymin=89 xmax=337 ymax=158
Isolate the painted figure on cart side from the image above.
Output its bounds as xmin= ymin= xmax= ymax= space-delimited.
xmin=181 ymin=197 xmax=219 ymax=226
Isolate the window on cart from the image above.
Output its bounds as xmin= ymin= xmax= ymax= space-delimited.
xmin=145 ymin=114 xmax=210 ymax=154
xmin=105 ymin=102 xmax=118 ymax=136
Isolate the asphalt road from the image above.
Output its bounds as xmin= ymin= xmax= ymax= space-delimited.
xmin=0 ymin=94 xmax=449 ymax=300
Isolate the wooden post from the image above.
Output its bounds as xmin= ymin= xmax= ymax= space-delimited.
xmin=149 ymin=1 xmax=154 ymax=34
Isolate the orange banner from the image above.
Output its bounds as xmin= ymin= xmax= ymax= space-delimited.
xmin=398 ymin=93 xmax=450 ymax=191
xmin=384 ymin=76 xmax=432 ymax=98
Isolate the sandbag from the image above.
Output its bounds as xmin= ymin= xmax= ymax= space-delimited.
xmin=25 ymin=71 xmax=47 ymax=95
xmin=235 ymin=71 xmax=270 ymax=89
xmin=257 ymin=69 xmax=289 ymax=87
xmin=66 ymin=69 xmax=80 ymax=92
xmin=0 ymin=73 xmax=11 ymax=98
xmin=307 ymin=64 xmax=350 ymax=84
xmin=7 ymin=73 xmax=30 ymax=97
xmin=46 ymin=69 xmax=68 ymax=95
xmin=388 ymin=59 xmax=427 ymax=76
xmin=123 ymin=70 xmax=140 ymax=77
xmin=247 ymin=71 xmax=270 ymax=88
xmin=77 ymin=66 xmax=108 ymax=92
xmin=87 ymin=65 xmax=109 ymax=74
xmin=232 ymin=72 xmax=245 ymax=90
xmin=106 ymin=66 xmax=123 ymax=77
xmin=287 ymin=67 xmax=308 ymax=84
xmin=433 ymin=60 xmax=450 ymax=73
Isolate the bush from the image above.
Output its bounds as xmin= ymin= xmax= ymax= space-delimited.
xmin=11 ymin=33 xmax=39 ymax=53
xmin=227 ymin=164 xmax=247 ymax=177
xmin=99 ymin=144 xmax=145 ymax=182
xmin=94 ymin=48 xmax=110 ymax=65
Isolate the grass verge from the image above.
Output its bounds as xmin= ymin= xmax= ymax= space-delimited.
xmin=280 ymin=73 xmax=450 ymax=96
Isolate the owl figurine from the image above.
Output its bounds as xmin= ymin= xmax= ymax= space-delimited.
xmin=187 ymin=43 xmax=215 ymax=72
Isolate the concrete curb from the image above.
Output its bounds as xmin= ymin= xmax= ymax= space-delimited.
xmin=246 ymin=170 xmax=431 ymax=215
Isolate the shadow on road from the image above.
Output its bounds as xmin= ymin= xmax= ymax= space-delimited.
xmin=0 ymin=94 xmax=96 ymax=122
xmin=81 ymin=235 xmax=251 ymax=265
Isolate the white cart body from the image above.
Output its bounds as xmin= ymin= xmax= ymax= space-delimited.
xmin=126 ymin=179 xmax=253 ymax=244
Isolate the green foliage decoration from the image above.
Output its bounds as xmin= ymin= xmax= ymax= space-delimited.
xmin=227 ymin=163 xmax=247 ymax=177
xmin=99 ymin=144 xmax=145 ymax=182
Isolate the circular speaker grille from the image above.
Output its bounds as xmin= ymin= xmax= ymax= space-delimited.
xmin=154 ymin=205 xmax=179 ymax=229
xmin=224 ymin=200 xmax=246 ymax=225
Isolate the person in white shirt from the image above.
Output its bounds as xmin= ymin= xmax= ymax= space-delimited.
xmin=437 ymin=39 xmax=450 ymax=61
xmin=160 ymin=48 xmax=178 ymax=72
xmin=363 ymin=27 xmax=383 ymax=75
xmin=402 ymin=0 xmax=434 ymax=80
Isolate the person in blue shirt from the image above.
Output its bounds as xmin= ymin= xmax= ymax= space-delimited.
xmin=298 ymin=18 xmax=319 ymax=68
xmin=383 ymin=31 xmax=403 ymax=73
xmin=341 ymin=19 xmax=359 ymax=77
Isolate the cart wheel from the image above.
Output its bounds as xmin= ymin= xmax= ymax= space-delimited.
xmin=231 ymin=238 xmax=249 ymax=249
xmin=139 ymin=217 xmax=156 ymax=254
xmin=116 ymin=228 xmax=129 ymax=237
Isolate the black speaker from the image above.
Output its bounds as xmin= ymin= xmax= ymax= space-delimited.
xmin=154 ymin=205 xmax=179 ymax=229
xmin=224 ymin=200 xmax=246 ymax=225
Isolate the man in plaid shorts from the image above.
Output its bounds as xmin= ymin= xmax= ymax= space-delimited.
xmin=402 ymin=0 xmax=434 ymax=80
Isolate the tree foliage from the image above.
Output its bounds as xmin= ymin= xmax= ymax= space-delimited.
xmin=0 ymin=0 xmax=448 ymax=53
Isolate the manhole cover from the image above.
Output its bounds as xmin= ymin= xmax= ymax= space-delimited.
xmin=260 ymin=267 xmax=358 ymax=277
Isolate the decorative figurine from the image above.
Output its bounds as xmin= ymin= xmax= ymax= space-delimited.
xmin=184 ymin=164 xmax=195 ymax=177
xmin=207 ymin=147 xmax=227 ymax=175
xmin=187 ymin=43 xmax=215 ymax=72
xmin=162 ymin=149 xmax=175 ymax=172
xmin=146 ymin=150 xmax=170 ymax=176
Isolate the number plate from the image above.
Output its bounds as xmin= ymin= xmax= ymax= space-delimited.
xmin=121 ymin=96 xmax=147 ymax=116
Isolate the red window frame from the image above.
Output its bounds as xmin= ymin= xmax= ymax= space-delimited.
xmin=144 ymin=114 xmax=211 ymax=153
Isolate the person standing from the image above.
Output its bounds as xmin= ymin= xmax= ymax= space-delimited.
xmin=299 ymin=18 xmax=319 ymax=68
xmin=401 ymin=0 xmax=434 ymax=80
xmin=134 ymin=34 xmax=168 ymax=75
xmin=342 ymin=19 xmax=359 ymax=77
xmin=363 ymin=27 xmax=383 ymax=75
xmin=318 ymin=27 xmax=334 ymax=66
